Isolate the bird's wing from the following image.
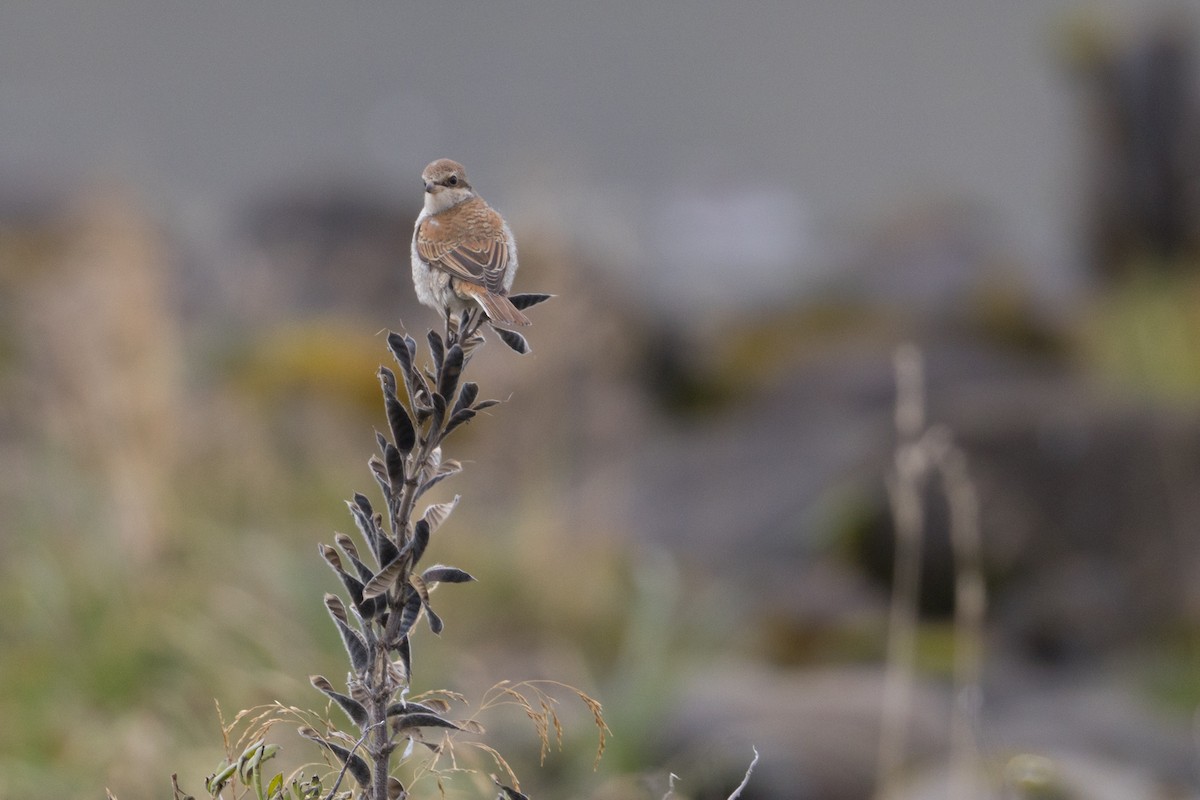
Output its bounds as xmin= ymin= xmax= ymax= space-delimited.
xmin=417 ymin=218 xmax=510 ymax=294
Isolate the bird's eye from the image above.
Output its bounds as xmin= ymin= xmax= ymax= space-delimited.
xmin=447 ymin=175 xmax=459 ymax=186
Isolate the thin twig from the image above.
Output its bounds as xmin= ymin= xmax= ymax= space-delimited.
xmin=876 ymin=345 xmax=929 ymax=793
xmin=725 ymin=747 xmax=759 ymax=800
xmin=323 ymin=720 xmax=386 ymax=800
xmin=930 ymin=431 xmax=986 ymax=797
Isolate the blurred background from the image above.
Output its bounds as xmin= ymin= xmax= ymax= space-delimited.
xmin=3 ymin=1 xmax=1200 ymax=798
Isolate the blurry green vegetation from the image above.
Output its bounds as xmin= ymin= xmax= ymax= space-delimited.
xmin=0 ymin=302 xmax=643 ymax=798
xmin=1083 ymin=269 xmax=1200 ymax=403
xmin=221 ymin=319 xmax=383 ymax=414
xmin=1139 ymin=628 xmax=1200 ymax=712
xmin=0 ymin=411 xmax=352 ymax=798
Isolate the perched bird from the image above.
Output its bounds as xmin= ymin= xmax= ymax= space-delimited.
xmin=411 ymin=158 xmax=530 ymax=328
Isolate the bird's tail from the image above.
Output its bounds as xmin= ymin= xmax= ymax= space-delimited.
xmin=465 ymin=286 xmax=532 ymax=328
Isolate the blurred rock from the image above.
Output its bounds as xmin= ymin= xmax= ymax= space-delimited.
xmin=227 ymin=182 xmax=418 ymax=322
xmin=617 ymin=321 xmax=1200 ymax=659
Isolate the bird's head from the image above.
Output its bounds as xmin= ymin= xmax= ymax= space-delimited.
xmin=421 ymin=159 xmax=474 ymax=213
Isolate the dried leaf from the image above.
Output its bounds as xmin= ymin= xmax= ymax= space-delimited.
xmin=438 ymin=344 xmax=464 ymax=404
xmin=335 ymin=534 xmax=375 ymax=583
xmin=368 ymin=455 xmax=391 ymax=499
xmin=354 ymin=492 xmax=375 ymax=518
xmin=418 ymin=473 xmax=450 ymax=498
xmin=377 ymin=364 xmax=398 ymax=395
xmin=393 ymin=634 xmax=412 ymax=677
xmin=409 ymin=574 xmax=443 ymax=634
xmin=411 ymin=519 xmax=430 ymax=565
xmin=409 ymin=374 xmax=432 ymax=414
xmin=425 ymin=605 xmax=444 ymax=635
xmin=362 ymin=557 xmax=406 ymax=601
xmin=325 ymin=595 xmax=369 ymax=673
xmin=496 ymin=328 xmax=530 ymax=354
xmin=298 ymin=727 xmax=372 ymax=787
xmin=394 ymin=587 xmax=423 ymax=642
xmin=430 ymin=391 xmax=447 ymax=431
xmin=453 ymin=381 xmax=479 ymax=415
xmin=443 ymin=407 xmax=476 ymax=435
xmin=376 ymin=532 xmax=400 ymax=569
xmin=508 ymin=292 xmax=553 ymax=310
xmin=422 ymin=565 xmax=475 ymax=584
xmin=392 ymin=331 xmax=430 ymax=413
xmin=324 ymin=593 xmax=348 ymax=625
xmin=384 ymin=442 xmax=405 ymax=488
xmin=383 ymin=385 xmax=416 ymax=454
xmin=346 ymin=499 xmax=380 ymax=559
xmin=418 ymin=458 xmax=462 ymax=497
xmin=322 ymin=544 xmax=372 ymax=611
xmin=409 ymin=573 xmax=430 ymax=605
xmin=340 ymin=573 xmax=367 ymax=609
xmin=319 ymin=543 xmax=343 ymax=573
xmin=334 ymin=532 xmax=360 ymax=561
xmin=310 ymin=675 xmax=369 ymax=729
xmin=427 ymin=330 xmax=445 ymax=372
xmin=492 ymin=775 xmax=530 ymax=800
xmin=392 ymin=712 xmax=462 ymax=733
xmin=387 ymin=331 xmax=415 ymax=380
xmin=358 ymin=589 xmax=385 ymax=620
xmin=420 ymin=496 xmax=460 ymax=533
xmin=474 ymin=398 xmax=501 ymax=411
xmin=386 ymin=699 xmax=451 ymax=717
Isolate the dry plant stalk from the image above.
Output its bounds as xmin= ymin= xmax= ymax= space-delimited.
xmin=876 ymin=345 xmax=928 ymax=790
xmin=177 ymin=297 xmax=608 ymax=799
xmin=660 ymin=748 xmax=758 ymax=800
xmin=875 ymin=344 xmax=987 ymax=799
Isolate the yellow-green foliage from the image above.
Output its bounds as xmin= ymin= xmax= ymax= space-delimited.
xmin=1082 ymin=269 xmax=1200 ymax=403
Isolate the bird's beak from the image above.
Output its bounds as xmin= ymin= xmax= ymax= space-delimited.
xmin=424 ymin=181 xmax=436 ymax=193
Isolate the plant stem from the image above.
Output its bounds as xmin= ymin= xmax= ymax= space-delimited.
xmin=371 ymin=693 xmax=391 ymax=800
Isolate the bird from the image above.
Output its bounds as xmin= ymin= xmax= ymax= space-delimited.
xmin=411 ymin=158 xmax=531 ymax=329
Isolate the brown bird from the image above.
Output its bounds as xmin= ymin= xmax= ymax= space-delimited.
xmin=411 ymin=158 xmax=530 ymax=328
